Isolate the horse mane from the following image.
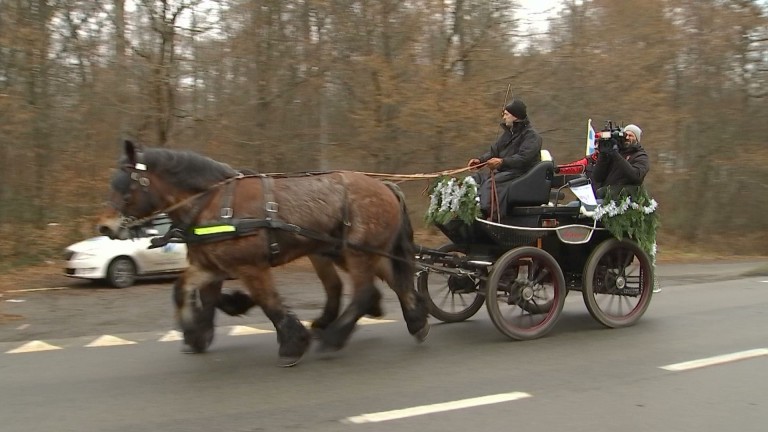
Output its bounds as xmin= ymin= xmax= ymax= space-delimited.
xmin=125 ymin=147 xmax=239 ymax=192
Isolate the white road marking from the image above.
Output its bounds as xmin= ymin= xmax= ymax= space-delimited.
xmin=660 ymin=348 xmax=768 ymax=371
xmin=300 ymin=317 xmax=396 ymax=328
xmin=6 ymin=340 xmax=63 ymax=354
xmin=2 ymin=319 xmax=402 ymax=355
xmin=342 ymin=392 xmax=532 ymax=424
xmin=158 ymin=330 xmax=183 ymax=342
xmin=6 ymin=287 xmax=70 ymax=293
xmin=357 ymin=317 xmax=396 ymax=325
xmin=85 ymin=335 xmax=137 ymax=347
xmin=228 ymin=325 xmax=273 ymax=336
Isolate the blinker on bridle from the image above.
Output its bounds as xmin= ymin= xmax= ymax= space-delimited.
xmin=111 ymin=148 xmax=152 ymax=219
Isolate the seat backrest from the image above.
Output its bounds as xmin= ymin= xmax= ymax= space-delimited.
xmin=504 ymin=159 xmax=555 ymax=207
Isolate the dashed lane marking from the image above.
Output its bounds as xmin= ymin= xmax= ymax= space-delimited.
xmin=6 ymin=340 xmax=63 ymax=354
xmin=158 ymin=330 xmax=183 ymax=342
xmin=85 ymin=335 xmax=138 ymax=347
xmin=660 ymin=348 xmax=768 ymax=371
xmin=6 ymin=287 xmax=70 ymax=293
xmin=342 ymin=392 xmax=533 ymax=424
xmin=228 ymin=325 xmax=274 ymax=336
xmin=3 ymin=319 xmax=397 ymax=354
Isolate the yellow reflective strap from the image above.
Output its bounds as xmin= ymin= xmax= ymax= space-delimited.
xmin=193 ymin=225 xmax=236 ymax=236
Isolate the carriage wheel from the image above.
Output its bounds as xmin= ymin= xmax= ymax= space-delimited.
xmin=417 ymin=243 xmax=485 ymax=323
xmin=582 ymin=238 xmax=654 ymax=328
xmin=485 ymin=247 xmax=566 ymax=341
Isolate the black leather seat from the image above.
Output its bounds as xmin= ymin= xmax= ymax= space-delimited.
xmin=504 ymin=159 xmax=555 ymax=208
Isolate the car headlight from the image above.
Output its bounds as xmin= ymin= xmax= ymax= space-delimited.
xmin=72 ymin=251 xmax=98 ymax=260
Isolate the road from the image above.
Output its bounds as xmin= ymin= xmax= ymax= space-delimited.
xmin=0 ymin=262 xmax=767 ymax=432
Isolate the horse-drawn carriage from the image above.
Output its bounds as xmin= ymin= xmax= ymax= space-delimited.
xmin=414 ymin=155 xmax=656 ymax=341
xmin=98 ymin=140 xmax=656 ymax=366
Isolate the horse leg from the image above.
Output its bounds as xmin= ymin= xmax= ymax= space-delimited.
xmin=172 ymin=268 xmax=223 ymax=353
xmin=318 ymin=254 xmax=380 ymax=352
xmin=239 ymin=266 xmax=311 ymax=367
xmin=307 ymin=254 xmax=343 ymax=332
xmin=376 ymin=259 xmax=430 ymax=342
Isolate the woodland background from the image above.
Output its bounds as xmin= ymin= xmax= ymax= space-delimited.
xmin=1 ymin=0 xmax=767 ymax=271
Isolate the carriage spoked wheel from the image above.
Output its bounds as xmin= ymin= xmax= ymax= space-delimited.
xmin=417 ymin=243 xmax=485 ymax=323
xmin=485 ymin=247 xmax=567 ymax=341
xmin=582 ymin=238 xmax=654 ymax=328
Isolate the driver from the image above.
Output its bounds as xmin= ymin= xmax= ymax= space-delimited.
xmin=592 ymin=124 xmax=649 ymax=199
xmin=466 ymin=98 xmax=542 ymax=218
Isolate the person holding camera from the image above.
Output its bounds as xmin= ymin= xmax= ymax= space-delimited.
xmin=466 ymin=98 xmax=542 ymax=218
xmin=592 ymin=124 xmax=649 ymax=199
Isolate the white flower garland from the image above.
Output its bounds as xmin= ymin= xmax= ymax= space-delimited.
xmin=425 ymin=176 xmax=479 ymax=225
xmin=592 ymin=196 xmax=658 ymax=220
xmin=592 ymin=194 xmax=659 ymax=258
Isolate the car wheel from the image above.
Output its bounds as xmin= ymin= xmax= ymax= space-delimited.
xmin=106 ymin=257 xmax=137 ymax=288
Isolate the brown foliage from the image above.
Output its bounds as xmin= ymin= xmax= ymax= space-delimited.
xmin=1 ymin=0 xmax=767 ymax=270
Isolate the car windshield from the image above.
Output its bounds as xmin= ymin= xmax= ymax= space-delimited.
xmin=143 ymin=215 xmax=172 ymax=237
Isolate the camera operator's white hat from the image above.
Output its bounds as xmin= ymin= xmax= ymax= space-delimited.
xmin=624 ymin=124 xmax=642 ymax=143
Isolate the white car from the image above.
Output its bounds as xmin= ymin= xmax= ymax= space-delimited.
xmin=63 ymin=215 xmax=188 ymax=288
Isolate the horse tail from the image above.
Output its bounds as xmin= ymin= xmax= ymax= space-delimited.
xmin=383 ymin=181 xmax=415 ymax=290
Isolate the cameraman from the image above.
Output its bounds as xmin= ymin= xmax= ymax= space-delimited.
xmin=592 ymin=124 xmax=649 ymax=199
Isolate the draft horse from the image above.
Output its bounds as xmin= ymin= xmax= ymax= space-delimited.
xmin=97 ymin=140 xmax=429 ymax=367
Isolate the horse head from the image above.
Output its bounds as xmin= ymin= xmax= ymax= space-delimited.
xmin=97 ymin=139 xmax=240 ymax=239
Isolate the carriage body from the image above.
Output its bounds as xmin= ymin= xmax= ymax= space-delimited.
xmin=417 ymin=177 xmax=656 ymax=341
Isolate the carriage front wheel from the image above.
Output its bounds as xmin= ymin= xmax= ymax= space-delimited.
xmin=417 ymin=243 xmax=485 ymax=323
xmin=485 ymin=247 xmax=567 ymax=341
xmin=582 ymin=238 xmax=654 ymax=328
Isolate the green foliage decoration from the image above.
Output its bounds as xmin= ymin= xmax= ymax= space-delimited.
xmin=424 ymin=176 xmax=481 ymax=226
xmin=592 ymin=186 xmax=660 ymax=258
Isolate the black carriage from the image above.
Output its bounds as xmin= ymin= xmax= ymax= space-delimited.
xmin=415 ymin=157 xmax=655 ymax=341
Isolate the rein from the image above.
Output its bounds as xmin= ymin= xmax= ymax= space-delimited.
xmin=120 ymin=174 xmax=242 ymax=230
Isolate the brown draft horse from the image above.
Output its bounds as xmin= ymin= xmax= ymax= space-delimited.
xmin=97 ymin=140 xmax=429 ymax=367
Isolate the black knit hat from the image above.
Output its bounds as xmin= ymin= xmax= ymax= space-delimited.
xmin=504 ymin=99 xmax=527 ymax=119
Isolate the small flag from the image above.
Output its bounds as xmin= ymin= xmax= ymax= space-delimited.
xmin=585 ymin=118 xmax=596 ymax=156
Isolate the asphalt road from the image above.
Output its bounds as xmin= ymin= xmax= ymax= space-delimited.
xmin=0 ymin=261 xmax=767 ymax=432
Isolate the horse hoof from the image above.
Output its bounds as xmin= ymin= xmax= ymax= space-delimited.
xmin=277 ymin=355 xmax=303 ymax=368
xmin=413 ymin=323 xmax=430 ymax=343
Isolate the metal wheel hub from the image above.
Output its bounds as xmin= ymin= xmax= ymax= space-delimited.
xmin=615 ymin=275 xmax=626 ymax=290
xmin=520 ymin=285 xmax=535 ymax=302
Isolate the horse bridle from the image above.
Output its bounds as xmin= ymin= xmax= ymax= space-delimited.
xmin=110 ymin=151 xmax=243 ymax=232
xmin=106 ymin=148 xmax=156 ymax=226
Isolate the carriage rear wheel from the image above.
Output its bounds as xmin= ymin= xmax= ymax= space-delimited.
xmin=582 ymin=238 xmax=654 ymax=328
xmin=417 ymin=243 xmax=485 ymax=323
xmin=485 ymin=247 xmax=566 ymax=341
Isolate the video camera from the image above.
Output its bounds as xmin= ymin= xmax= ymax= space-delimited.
xmin=596 ymin=121 xmax=626 ymax=152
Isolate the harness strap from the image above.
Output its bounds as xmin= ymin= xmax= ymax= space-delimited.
xmin=260 ymin=175 xmax=281 ymax=258
xmin=219 ymin=174 xmax=241 ymax=219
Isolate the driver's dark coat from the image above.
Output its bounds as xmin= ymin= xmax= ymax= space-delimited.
xmin=592 ymin=143 xmax=649 ymax=197
xmin=477 ymin=120 xmax=542 ymax=178
xmin=474 ymin=119 xmax=542 ymax=217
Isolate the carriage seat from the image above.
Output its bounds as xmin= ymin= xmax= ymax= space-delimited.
xmin=504 ymin=150 xmax=555 ymax=208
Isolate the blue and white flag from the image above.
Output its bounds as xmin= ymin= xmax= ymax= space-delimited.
xmin=585 ymin=118 xmax=596 ymax=156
